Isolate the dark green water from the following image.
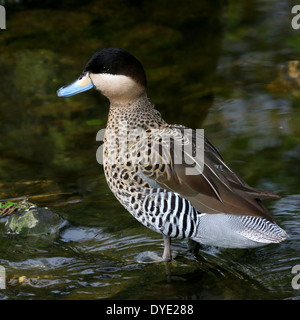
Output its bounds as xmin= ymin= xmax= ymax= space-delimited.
xmin=0 ymin=0 xmax=300 ymax=299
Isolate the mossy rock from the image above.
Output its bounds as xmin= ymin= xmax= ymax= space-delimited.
xmin=5 ymin=207 xmax=66 ymax=235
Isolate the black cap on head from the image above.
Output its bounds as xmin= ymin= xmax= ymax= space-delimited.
xmin=84 ymin=48 xmax=147 ymax=88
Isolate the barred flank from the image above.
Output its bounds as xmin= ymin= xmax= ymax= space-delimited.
xmin=140 ymin=189 xmax=199 ymax=239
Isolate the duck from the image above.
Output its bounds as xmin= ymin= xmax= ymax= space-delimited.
xmin=57 ymin=48 xmax=288 ymax=261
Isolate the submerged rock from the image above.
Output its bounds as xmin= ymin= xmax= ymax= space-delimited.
xmin=5 ymin=207 xmax=66 ymax=235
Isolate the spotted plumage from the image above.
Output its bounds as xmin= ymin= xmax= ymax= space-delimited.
xmin=57 ymin=48 xmax=288 ymax=261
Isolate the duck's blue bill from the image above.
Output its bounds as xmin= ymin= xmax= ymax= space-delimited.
xmin=57 ymin=73 xmax=94 ymax=97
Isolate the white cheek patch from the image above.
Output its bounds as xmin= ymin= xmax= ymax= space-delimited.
xmin=89 ymin=73 xmax=143 ymax=102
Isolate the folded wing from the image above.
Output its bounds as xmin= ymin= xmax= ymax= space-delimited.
xmin=136 ymin=124 xmax=279 ymax=222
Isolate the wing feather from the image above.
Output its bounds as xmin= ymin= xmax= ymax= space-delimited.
xmin=135 ymin=124 xmax=279 ymax=221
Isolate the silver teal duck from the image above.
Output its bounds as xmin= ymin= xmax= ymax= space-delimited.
xmin=57 ymin=48 xmax=288 ymax=261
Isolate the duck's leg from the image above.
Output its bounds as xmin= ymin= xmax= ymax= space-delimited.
xmin=163 ymin=235 xmax=172 ymax=261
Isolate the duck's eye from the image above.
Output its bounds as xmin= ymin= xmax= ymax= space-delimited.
xmin=102 ymin=66 xmax=110 ymax=73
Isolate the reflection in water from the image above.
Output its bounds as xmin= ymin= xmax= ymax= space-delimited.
xmin=0 ymin=0 xmax=300 ymax=299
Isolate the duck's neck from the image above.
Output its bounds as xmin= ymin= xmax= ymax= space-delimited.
xmin=106 ymin=92 xmax=166 ymax=130
xmin=109 ymin=91 xmax=149 ymax=109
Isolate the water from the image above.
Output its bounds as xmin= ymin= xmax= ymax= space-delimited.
xmin=0 ymin=0 xmax=300 ymax=300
